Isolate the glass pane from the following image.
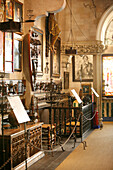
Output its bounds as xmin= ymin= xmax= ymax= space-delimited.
xmin=13 ymin=39 xmax=22 ymax=70
xmin=103 ymin=56 xmax=113 ymax=96
xmin=5 ymin=32 xmax=12 ymax=61
xmin=5 ymin=62 xmax=12 ymax=72
xmin=0 ymin=31 xmax=3 ymax=72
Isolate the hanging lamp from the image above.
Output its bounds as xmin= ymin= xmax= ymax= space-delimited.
xmin=65 ymin=0 xmax=77 ymax=56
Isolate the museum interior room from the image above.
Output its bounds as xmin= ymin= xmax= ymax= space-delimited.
xmin=0 ymin=0 xmax=113 ymax=169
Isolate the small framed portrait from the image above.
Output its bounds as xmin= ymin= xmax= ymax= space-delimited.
xmin=51 ymin=37 xmax=61 ymax=78
xmin=14 ymin=1 xmax=23 ymax=22
xmin=64 ymin=72 xmax=69 ymax=89
xmin=72 ymin=55 xmax=93 ymax=82
xmin=6 ymin=0 xmax=13 ymax=21
xmin=82 ymin=84 xmax=91 ymax=97
xmin=0 ymin=2 xmax=4 ymax=22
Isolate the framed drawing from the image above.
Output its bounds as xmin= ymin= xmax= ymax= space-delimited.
xmin=51 ymin=37 xmax=60 ymax=77
xmin=64 ymin=72 xmax=69 ymax=89
xmin=6 ymin=0 xmax=13 ymax=21
xmin=30 ymin=27 xmax=43 ymax=75
xmin=14 ymin=1 xmax=23 ymax=22
xmin=72 ymin=55 xmax=93 ymax=82
xmin=13 ymin=33 xmax=22 ymax=71
xmin=29 ymin=27 xmax=43 ymax=90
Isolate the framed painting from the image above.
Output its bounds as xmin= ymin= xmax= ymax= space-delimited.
xmin=64 ymin=72 xmax=69 ymax=89
xmin=0 ymin=0 xmax=4 ymax=22
xmin=6 ymin=0 xmax=13 ymax=21
xmin=13 ymin=33 xmax=22 ymax=71
xmin=30 ymin=27 xmax=43 ymax=76
xmin=72 ymin=55 xmax=93 ymax=82
xmin=81 ymin=84 xmax=91 ymax=97
xmin=14 ymin=1 xmax=23 ymax=22
xmin=51 ymin=37 xmax=60 ymax=78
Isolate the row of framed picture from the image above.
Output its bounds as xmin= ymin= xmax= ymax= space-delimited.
xmin=0 ymin=0 xmax=23 ymax=73
xmin=0 ymin=0 xmax=23 ymax=23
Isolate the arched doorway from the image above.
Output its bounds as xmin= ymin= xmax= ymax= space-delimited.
xmin=96 ymin=5 xmax=113 ymax=121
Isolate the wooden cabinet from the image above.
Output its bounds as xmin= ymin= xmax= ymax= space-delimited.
xmin=0 ymin=122 xmax=44 ymax=170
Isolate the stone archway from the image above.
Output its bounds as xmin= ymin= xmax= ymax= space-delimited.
xmin=96 ymin=5 xmax=113 ymax=43
xmin=96 ymin=5 xmax=113 ymax=122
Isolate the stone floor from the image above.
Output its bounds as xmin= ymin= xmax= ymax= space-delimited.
xmin=28 ymin=130 xmax=93 ymax=170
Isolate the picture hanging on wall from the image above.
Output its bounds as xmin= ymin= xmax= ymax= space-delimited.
xmin=0 ymin=1 xmax=4 ymax=22
xmin=51 ymin=37 xmax=60 ymax=78
xmin=6 ymin=0 xmax=13 ymax=21
xmin=72 ymin=55 xmax=93 ymax=82
xmin=81 ymin=84 xmax=91 ymax=97
xmin=29 ymin=27 xmax=43 ymax=91
xmin=30 ymin=27 xmax=43 ymax=75
xmin=14 ymin=1 xmax=23 ymax=22
xmin=64 ymin=72 xmax=69 ymax=89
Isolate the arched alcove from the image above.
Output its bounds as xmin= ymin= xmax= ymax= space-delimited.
xmin=96 ymin=5 xmax=113 ymax=44
xmin=96 ymin=5 xmax=113 ymax=122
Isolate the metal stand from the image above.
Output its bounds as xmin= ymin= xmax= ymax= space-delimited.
xmin=24 ymin=122 xmax=27 ymax=170
xmin=0 ymin=74 xmax=6 ymax=170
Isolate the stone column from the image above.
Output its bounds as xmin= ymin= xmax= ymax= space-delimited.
xmin=93 ymin=53 xmax=103 ymax=126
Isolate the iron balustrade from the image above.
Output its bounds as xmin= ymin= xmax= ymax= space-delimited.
xmin=48 ymin=103 xmax=93 ymax=139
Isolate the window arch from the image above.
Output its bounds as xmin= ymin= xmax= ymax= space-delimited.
xmin=96 ymin=5 xmax=113 ymax=44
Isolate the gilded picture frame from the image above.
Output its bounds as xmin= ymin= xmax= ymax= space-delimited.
xmin=81 ymin=84 xmax=91 ymax=97
xmin=6 ymin=0 xmax=13 ymax=21
xmin=14 ymin=1 xmax=23 ymax=22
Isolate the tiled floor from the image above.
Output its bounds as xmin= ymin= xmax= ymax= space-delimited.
xmin=28 ymin=130 xmax=93 ymax=170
